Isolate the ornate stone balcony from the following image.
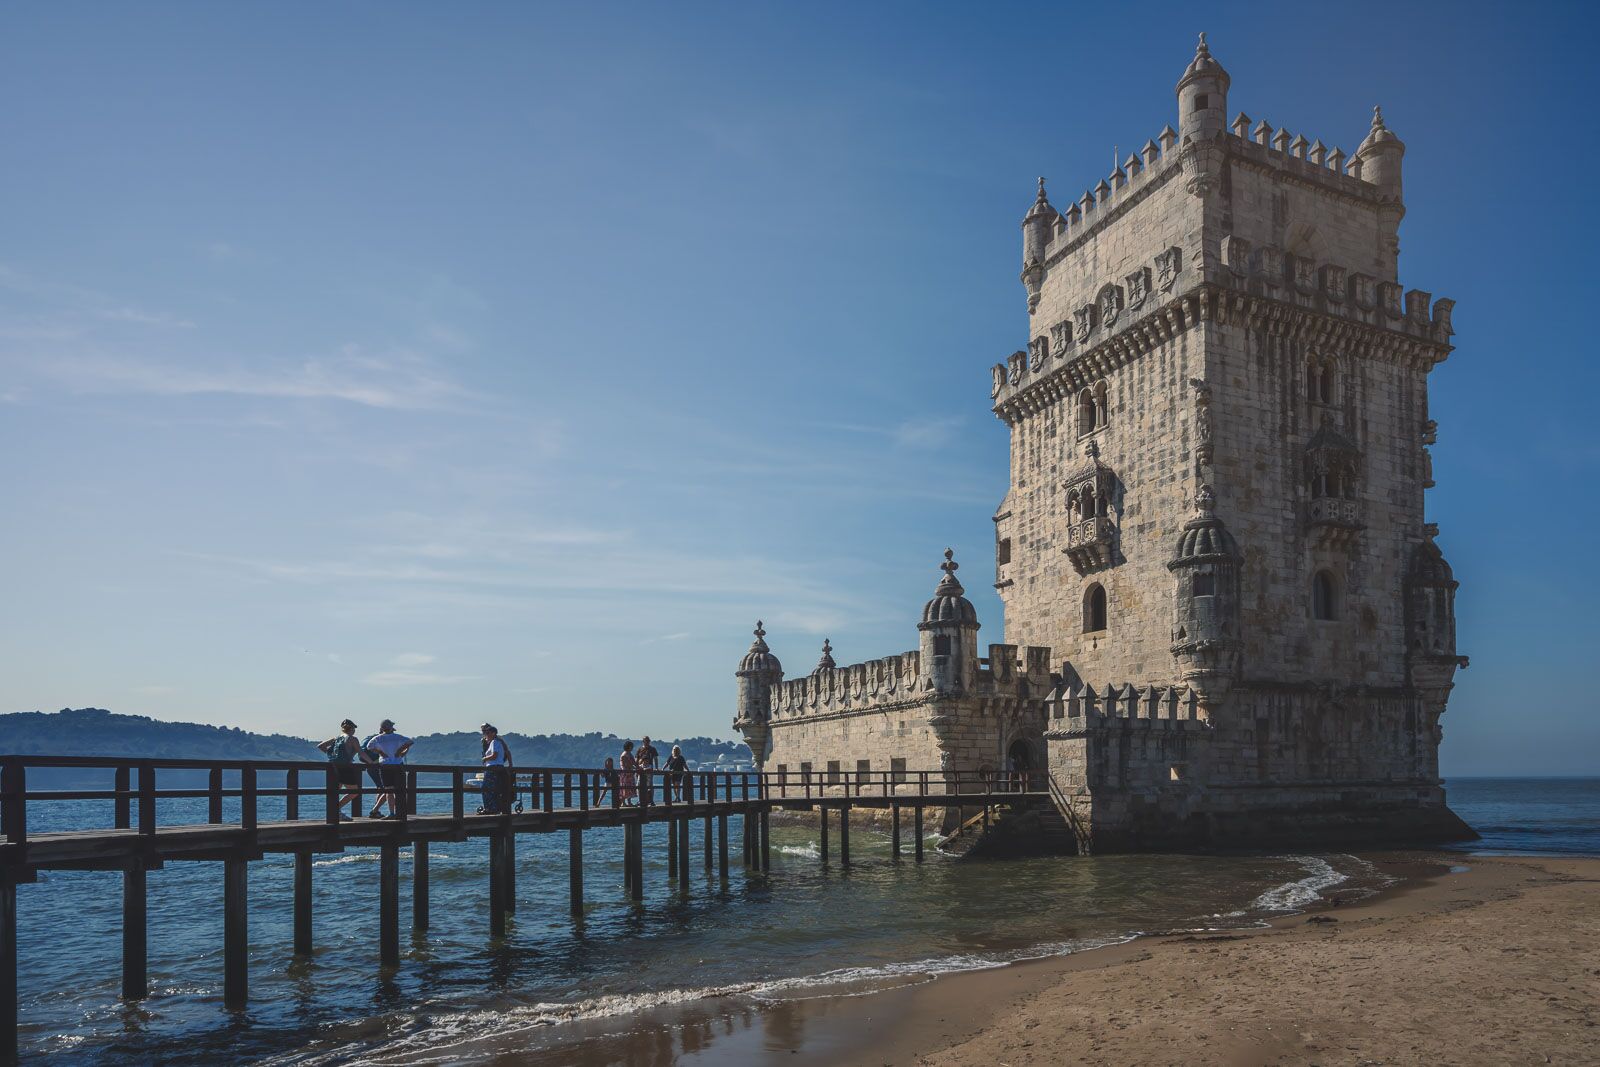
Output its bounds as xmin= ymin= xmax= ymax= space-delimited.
xmin=1065 ymin=516 xmax=1115 ymax=573
xmin=1305 ymin=495 xmax=1363 ymax=549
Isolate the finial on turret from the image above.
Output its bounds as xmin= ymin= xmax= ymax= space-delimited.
xmin=754 ymin=619 xmax=765 ymax=639
xmin=1197 ymin=31 xmax=1209 ymax=54
xmin=1372 ymin=105 xmax=1385 ymax=130
xmin=941 ymin=548 xmax=958 ymax=576
xmin=816 ymin=638 xmax=836 ymax=671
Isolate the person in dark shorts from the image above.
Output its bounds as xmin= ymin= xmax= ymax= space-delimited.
xmin=363 ymin=720 xmax=413 ymax=819
xmin=664 ymin=744 xmax=689 ymax=802
xmin=637 ymin=736 xmax=659 ymax=804
xmin=318 ymin=718 xmax=365 ymax=819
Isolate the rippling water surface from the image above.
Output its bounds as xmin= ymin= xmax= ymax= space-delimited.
xmin=13 ymin=777 xmax=1585 ymax=1063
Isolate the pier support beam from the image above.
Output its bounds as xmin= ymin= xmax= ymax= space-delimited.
xmin=292 ymin=851 xmax=313 ymax=957
xmin=379 ymin=844 xmax=399 ymax=967
xmin=820 ymin=807 xmax=829 ymax=866
xmin=677 ymin=816 xmax=691 ymax=885
xmin=915 ymin=806 xmax=924 ymax=862
xmin=3 ymin=874 xmax=18 ymax=1066
xmin=568 ymin=828 xmax=583 ymax=915
xmin=703 ymin=812 xmax=713 ymax=869
xmin=839 ymin=804 xmax=851 ymax=867
xmin=666 ymin=816 xmax=678 ymax=880
xmin=891 ymin=804 xmax=901 ymax=860
xmin=412 ymin=841 xmax=429 ymax=933
xmin=759 ymin=810 xmax=770 ymax=872
xmin=223 ymin=858 xmax=248 ymax=1009
xmin=122 ymin=861 xmax=148 ymax=1000
xmin=628 ymin=822 xmax=644 ymax=901
xmin=489 ymin=832 xmax=507 ymax=937
xmin=717 ymin=814 xmax=729 ymax=881
xmin=502 ymin=832 xmax=516 ymax=915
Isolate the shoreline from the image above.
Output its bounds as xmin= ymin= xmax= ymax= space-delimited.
xmin=449 ymin=850 xmax=1597 ymax=1066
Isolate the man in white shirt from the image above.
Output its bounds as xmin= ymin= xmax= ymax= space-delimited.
xmin=479 ymin=723 xmax=511 ymax=814
xmin=363 ymin=719 xmax=413 ymax=819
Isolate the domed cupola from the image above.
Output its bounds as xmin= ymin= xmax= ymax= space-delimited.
xmin=917 ymin=550 xmax=980 ymax=694
xmin=1175 ymin=32 xmax=1229 ymax=143
xmin=733 ymin=621 xmax=784 ymax=764
xmin=1167 ymin=486 xmax=1243 ymax=709
xmin=919 ymin=549 xmax=979 ymax=630
xmin=738 ymin=620 xmax=783 ymax=676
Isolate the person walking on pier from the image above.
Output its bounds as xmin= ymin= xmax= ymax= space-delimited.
xmin=665 ymin=744 xmax=689 ymax=802
xmin=478 ymin=723 xmax=511 ymax=815
xmin=363 ymin=720 xmax=412 ymax=819
xmin=595 ymin=756 xmax=619 ymax=806
xmin=637 ymin=735 xmax=659 ymax=805
xmin=619 ymin=740 xmax=639 ymax=806
xmin=318 ymin=718 xmax=365 ymax=819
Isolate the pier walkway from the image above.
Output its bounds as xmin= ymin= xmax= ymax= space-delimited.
xmin=0 ymin=754 xmax=1046 ymax=1062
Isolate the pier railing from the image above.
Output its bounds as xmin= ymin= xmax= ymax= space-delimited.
xmin=0 ymin=755 xmax=1045 ymax=845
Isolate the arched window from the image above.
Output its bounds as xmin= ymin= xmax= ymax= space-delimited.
xmin=1093 ymin=381 xmax=1109 ymax=427
xmin=1312 ymin=570 xmax=1337 ymax=621
xmin=1077 ymin=389 xmax=1097 ymax=435
xmin=1320 ymin=365 xmax=1336 ymax=405
xmin=1193 ymin=571 xmax=1216 ymax=597
xmin=1308 ymin=359 xmax=1323 ymax=403
xmin=1083 ymin=583 xmax=1108 ymax=632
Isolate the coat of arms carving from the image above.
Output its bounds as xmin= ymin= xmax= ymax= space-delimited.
xmin=1291 ymin=255 xmax=1316 ymax=293
xmin=1050 ymin=319 xmax=1072 ymax=353
xmin=1074 ymin=303 xmax=1096 ymax=338
xmin=1125 ymin=266 xmax=1150 ymax=309
xmin=1097 ymin=283 xmax=1123 ymax=327
xmin=1155 ymin=246 xmax=1182 ymax=291
xmin=991 ymin=363 xmax=1007 ymax=398
xmin=1028 ymin=336 xmax=1049 ymax=371
xmin=1007 ymin=350 xmax=1027 ymax=385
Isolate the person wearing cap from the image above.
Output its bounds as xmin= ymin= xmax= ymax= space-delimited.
xmin=362 ymin=719 xmax=413 ymax=819
xmin=317 ymin=718 xmax=367 ymax=820
xmin=478 ymin=723 xmax=511 ymax=815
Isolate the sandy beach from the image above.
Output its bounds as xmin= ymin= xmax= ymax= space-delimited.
xmin=835 ymin=853 xmax=1600 ymax=1066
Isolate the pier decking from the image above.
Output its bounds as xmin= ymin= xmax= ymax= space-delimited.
xmin=0 ymin=754 xmax=1045 ymax=1062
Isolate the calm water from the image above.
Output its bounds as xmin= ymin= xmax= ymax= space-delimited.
xmin=9 ymin=777 xmax=1591 ymax=1063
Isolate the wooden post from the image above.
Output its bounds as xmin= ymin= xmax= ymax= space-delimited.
xmin=666 ymin=814 xmax=678 ymax=880
xmin=703 ymin=812 xmax=713 ymax=869
xmin=915 ymin=806 xmax=924 ymax=862
xmin=286 ymin=768 xmax=299 ymax=822
xmin=293 ymin=850 xmax=313 ymax=956
xmin=760 ymin=810 xmax=770 ymax=872
xmin=209 ymin=767 xmax=223 ymax=824
xmin=489 ymin=832 xmax=506 ymax=938
xmin=325 ymin=765 xmax=339 ymax=825
xmin=891 ymin=803 xmax=901 ymax=859
xmin=379 ymin=844 xmax=399 ymax=967
xmin=502 ymin=832 xmax=516 ymax=915
xmin=241 ymin=766 xmax=257 ymax=832
xmin=114 ymin=765 xmax=130 ymax=830
xmin=121 ymin=861 xmax=148 ymax=1000
xmin=717 ymin=814 xmax=729 ymax=881
xmin=677 ymin=816 xmax=690 ymax=885
xmin=1 ymin=874 xmax=16 ymax=1066
xmin=138 ymin=764 xmax=156 ymax=836
xmin=628 ymin=822 xmax=644 ymax=902
xmin=819 ymin=807 xmax=829 ymax=866
xmin=412 ymin=841 xmax=429 ymax=933
xmin=568 ymin=827 xmax=583 ymax=916
xmin=840 ymin=804 xmax=851 ymax=866
xmin=223 ymin=858 xmax=248 ymax=1009
xmin=1 ymin=761 xmax=25 ymax=846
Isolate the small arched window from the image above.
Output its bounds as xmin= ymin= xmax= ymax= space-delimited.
xmin=1312 ymin=570 xmax=1338 ymax=621
xmin=1320 ymin=365 xmax=1336 ymax=405
xmin=1077 ymin=389 xmax=1097 ymax=435
xmin=1193 ymin=572 xmax=1216 ymax=597
xmin=1083 ymin=583 xmax=1108 ymax=633
xmin=1093 ymin=381 xmax=1109 ymax=426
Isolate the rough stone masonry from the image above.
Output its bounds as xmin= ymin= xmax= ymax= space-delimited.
xmin=733 ymin=35 xmax=1474 ymax=852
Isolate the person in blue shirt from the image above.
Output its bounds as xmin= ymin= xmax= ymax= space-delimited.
xmin=478 ymin=723 xmax=511 ymax=815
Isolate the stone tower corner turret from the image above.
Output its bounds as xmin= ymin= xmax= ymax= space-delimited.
xmin=918 ymin=549 xmax=980 ymax=693
xmin=1166 ymin=485 xmax=1243 ymax=711
xmin=1020 ymin=177 xmax=1056 ymax=314
xmin=733 ymin=620 xmax=783 ymax=765
xmin=1175 ymin=32 xmax=1229 ymax=143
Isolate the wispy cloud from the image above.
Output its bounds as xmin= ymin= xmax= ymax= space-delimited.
xmin=362 ymin=652 xmax=477 ymax=687
xmin=641 ymin=632 xmax=691 ymax=644
xmin=35 ymin=346 xmax=471 ymax=411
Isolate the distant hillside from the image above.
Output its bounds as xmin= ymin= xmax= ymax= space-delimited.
xmin=0 ymin=708 xmax=752 ymax=787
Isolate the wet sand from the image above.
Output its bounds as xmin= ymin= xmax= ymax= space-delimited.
xmin=462 ymin=853 xmax=1598 ymax=1066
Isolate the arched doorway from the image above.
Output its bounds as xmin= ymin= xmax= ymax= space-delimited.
xmin=1007 ymin=738 xmax=1034 ymax=790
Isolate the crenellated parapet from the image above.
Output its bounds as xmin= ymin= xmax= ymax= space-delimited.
xmin=1043 ymin=677 xmax=1210 ymax=736
xmin=769 ymin=650 xmax=924 ymax=719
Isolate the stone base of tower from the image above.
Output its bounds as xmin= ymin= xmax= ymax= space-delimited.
xmin=1046 ymin=683 xmax=1477 ymax=853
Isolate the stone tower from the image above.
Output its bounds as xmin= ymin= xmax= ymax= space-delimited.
xmin=990 ymin=35 xmax=1470 ymax=848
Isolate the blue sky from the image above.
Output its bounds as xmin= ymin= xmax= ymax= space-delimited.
xmin=1 ymin=3 xmax=1595 ymax=774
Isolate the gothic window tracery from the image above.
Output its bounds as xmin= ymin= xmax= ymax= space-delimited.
xmin=1076 ymin=381 xmax=1109 ymax=437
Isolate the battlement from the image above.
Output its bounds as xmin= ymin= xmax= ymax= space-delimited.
xmin=1045 ymin=679 xmax=1208 ymax=730
xmin=769 ymin=651 xmax=923 ymax=718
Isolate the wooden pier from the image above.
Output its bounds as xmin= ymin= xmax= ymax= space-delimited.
xmin=0 ymin=754 xmax=1045 ymax=1062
